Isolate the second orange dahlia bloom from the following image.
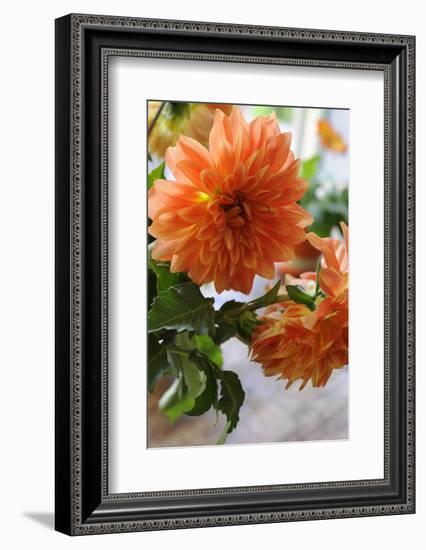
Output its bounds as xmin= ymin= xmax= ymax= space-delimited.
xmin=250 ymin=223 xmax=349 ymax=389
xmin=148 ymin=107 xmax=312 ymax=294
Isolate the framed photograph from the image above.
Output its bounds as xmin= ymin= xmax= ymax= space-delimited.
xmin=55 ymin=14 xmax=415 ymax=535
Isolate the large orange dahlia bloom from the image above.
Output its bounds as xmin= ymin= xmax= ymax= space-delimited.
xmin=250 ymin=223 xmax=349 ymax=389
xmin=148 ymin=107 xmax=312 ymax=294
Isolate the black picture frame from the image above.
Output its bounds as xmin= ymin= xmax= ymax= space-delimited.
xmin=55 ymin=13 xmax=415 ymax=535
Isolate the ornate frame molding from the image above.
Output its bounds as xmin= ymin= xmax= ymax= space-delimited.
xmin=55 ymin=14 xmax=415 ymax=535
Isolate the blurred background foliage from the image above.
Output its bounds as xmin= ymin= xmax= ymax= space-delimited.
xmin=299 ymin=155 xmax=348 ymax=238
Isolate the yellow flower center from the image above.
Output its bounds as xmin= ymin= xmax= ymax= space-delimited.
xmin=196 ymin=191 xmax=210 ymax=203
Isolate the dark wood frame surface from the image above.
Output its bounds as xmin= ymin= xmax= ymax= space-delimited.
xmin=55 ymin=13 xmax=415 ymax=535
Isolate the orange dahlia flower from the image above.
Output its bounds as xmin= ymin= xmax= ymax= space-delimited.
xmin=250 ymin=223 xmax=348 ymax=389
xmin=148 ymin=102 xmax=233 ymax=158
xmin=148 ymin=107 xmax=312 ymax=294
xmin=305 ymin=221 xmax=348 ymax=297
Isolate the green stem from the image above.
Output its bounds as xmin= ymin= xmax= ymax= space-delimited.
xmin=215 ymin=293 xmax=289 ymax=323
xmin=314 ymin=258 xmax=321 ymax=299
xmin=243 ymin=293 xmax=289 ymax=313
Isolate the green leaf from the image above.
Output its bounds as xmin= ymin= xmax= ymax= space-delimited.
xmin=193 ymin=335 xmax=223 ymax=367
xmin=167 ymin=344 xmax=206 ymax=398
xmin=174 ymin=331 xmax=193 ymax=350
xmin=182 ymin=360 xmax=207 ymax=399
xmin=150 ymin=258 xmax=188 ymax=293
xmin=159 ymin=346 xmax=208 ymax=423
xmin=148 ymin=334 xmax=170 ymax=392
xmin=219 ymin=300 xmax=244 ymax=312
xmin=164 ymin=346 xmax=216 ymax=419
xmin=216 ymin=370 xmax=245 ymax=435
xmin=148 ymin=282 xmax=215 ymax=335
xmin=286 ymin=285 xmax=316 ymax=310
xmin=172 ymin=350 xmax=245 ymax=435
xmin=148 ymin=242 xmax=188 ymax=296
xmin=158 ymin=376 xmax=195 ymax=424
xmin=300 ymin=155 xmax=320 ymax=182
xmin=148 ymin=268 xmax=158 ymax=309
xmin=185 ymin=352 xmax=218 ymax=417
xmin=148 ymin=161 xmax=165 ymax=190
